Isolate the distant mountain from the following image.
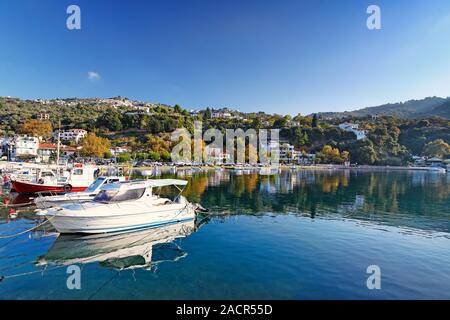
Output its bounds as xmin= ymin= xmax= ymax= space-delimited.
xmin=421 ymin=100 xmax=450 ymax=119
xmin=317 ymin=97 xmax=450 ymax=119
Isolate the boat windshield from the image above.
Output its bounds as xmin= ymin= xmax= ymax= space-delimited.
xmin=85 ymin=177 xmax=105 ymax=193
xmin=94 ymin=188 xmax=146 ymax=203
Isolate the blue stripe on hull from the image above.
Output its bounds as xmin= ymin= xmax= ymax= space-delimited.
xmin=55 ymin=216 xmax=195 ymax=234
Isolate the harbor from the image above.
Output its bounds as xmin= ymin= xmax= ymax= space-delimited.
xmin=1 ymin=168 xmax=449 ymax=299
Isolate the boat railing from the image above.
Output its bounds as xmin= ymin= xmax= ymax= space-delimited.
xmin=65 ymin=193 xmax=87 ymax=210
xmin=35 ymin=190 xmax=61 ymax=209
xmin=36 ymin=190 xmax=86 ymax=210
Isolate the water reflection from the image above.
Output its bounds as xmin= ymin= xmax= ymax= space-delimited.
xmin=36 ymin=220 xmax=196 ymax=271
xmin=179 ymin=169 xmax=450 ymax=233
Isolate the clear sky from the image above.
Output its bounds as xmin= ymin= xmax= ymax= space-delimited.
xmin=1 ymin=0 xmax=450 ymax=115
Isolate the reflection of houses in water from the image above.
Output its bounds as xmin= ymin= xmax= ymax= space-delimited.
xmin=259 ymin=176 xmax=278 ymax=194
xmin=36 ymin=221 xmax=196 ymax=271
xmin=354 ymin=195 xmax=365 ymax=207
xmin=207 ymin=170 xmax=230 ymax=187
xmin=411 ymin=172 xmax=426 ymax=186
xmin=257 ymin=172 xmax=296 ymax=194
xmin=295 ymin=171 xmax=316 ymax=185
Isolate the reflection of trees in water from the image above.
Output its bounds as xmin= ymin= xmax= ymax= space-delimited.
xmin=184 ymin=170 xmax=449 ymax=231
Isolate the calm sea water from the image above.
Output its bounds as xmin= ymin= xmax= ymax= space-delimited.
xmin=0 ymin=169 xmax=449 ymax=299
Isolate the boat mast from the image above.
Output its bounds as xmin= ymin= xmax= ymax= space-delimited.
xmin=56 ymin=117 xmax=61 ymax=175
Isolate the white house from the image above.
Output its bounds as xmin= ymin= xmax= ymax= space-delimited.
xmin=279 ymin=143 xmax=296 ymax=162
xmin=338 ymin=123 xmax=366 ymax=140
xmin=211 ymin=112 xmax=233 ymax=119
xmin=54 ymin=129 xmax=87 ymax=143
xmin=12 ymin=136 xmax=39 ymax=159
xmin=204 ymin=146 xmax=232 ymax=164
xmin=110 ymin=146 xmax=131 ymax=156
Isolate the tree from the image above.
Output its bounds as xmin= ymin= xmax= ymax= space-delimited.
xmin=273 ymin=116 xmax=288 ymax=128
xmin=252 ymin=117 xmax=262 ymax=129
xmin=203 ymin=108 xmax=212 ymax=120
xmin=148 ymin=151 xmax=161 ymax=161
xmin=80 ymin=133 xmax=111 ymax=158
xmin=160 ymin=150 xmax=171 ymax=161
xmin=117 ymin=152 xmax=132 ymax=163
xmin=317 ymin=145 xmax=342 ymax=164
xmin=17 ymin=119 xmax=52 ymax=138
xmin=174 ymin=104 xmax=182 ymax=114
xmin=96 ymin=110 xmax=123 ymax=131
xmin=423 ymin=139 xmax=450 ymax=158
xmin=312 ymin=114 xmax=318 ymax=128
xmin=348 ymin=140 xmax=377 ymax=164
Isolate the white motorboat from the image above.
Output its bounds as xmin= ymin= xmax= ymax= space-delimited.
xmin=36 ymin=179 xmax=197 ymax=234
xmin=427 ymin=167 xmax=446 ymax=173
xmin=34 ymin=176 xmax=128 ymax=209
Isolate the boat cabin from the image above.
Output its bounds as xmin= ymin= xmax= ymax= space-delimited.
xmin=93 ymin=179 xmax=188 ymax=204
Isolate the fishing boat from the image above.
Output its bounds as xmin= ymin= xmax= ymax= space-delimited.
xmin=11 ymin=163 xmax=98 ymax=194
xmin=36 ymin=179 xmax=198 ymax=234
xmin=34 ymin=176 xmax=127 ymax=209
xmin=35 ymin=220 xmax=195 ymax=270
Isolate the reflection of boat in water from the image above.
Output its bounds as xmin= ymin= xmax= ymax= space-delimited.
xmin=11 ymin=193 xmax=34 ymax=206
xmin=36 ymin=220 xmax=196 ymax=270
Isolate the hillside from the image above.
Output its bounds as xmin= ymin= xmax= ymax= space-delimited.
xmin=317 ymin=97 xmax=450 ymax=119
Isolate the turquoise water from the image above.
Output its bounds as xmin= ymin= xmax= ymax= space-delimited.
xmin=1 ymin=169 xmax=449 ymax=299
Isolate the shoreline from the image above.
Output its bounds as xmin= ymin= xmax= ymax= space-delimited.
xmin=129 ymin=164 xmax=447 ymax=173
xmin=1 ymin=161 xmax=447 ymax=173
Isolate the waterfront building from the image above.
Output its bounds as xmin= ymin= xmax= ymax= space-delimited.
xmin=279 ymin=143 xmax=296 ymax=162
xmin=37 ymin=143 xmax=80 ymax=163
xmin=426 ymin=157 xmax=443 ymax=168
xmin=11 ymin=136 xmax=39 ymax=160
xmin=297 ymin=153 xmax=316 ymax=165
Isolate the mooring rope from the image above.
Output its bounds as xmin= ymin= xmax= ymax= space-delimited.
xmin=0 ymin=216 xmax=54 ymax=239
xmin=0 ymin=200 xmax=201 ymax=286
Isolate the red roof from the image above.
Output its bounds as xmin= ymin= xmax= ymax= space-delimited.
xmin=38 ymin=143 xmax=57 ymax=150
xmin=38 ymin=143 xmax=79 ymax=152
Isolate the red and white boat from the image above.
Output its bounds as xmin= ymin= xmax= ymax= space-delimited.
xmin=12 ymin=163 xmax=99 ymax=194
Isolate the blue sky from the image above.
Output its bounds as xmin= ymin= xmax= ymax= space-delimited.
xmin=1 ymin=0 xmax=450 ymax=115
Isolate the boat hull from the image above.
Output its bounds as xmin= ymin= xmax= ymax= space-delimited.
xmin=12 ymin=180 xmax=87 ymax=194
xmin=45 ymin=205 xmax=196 ymax=234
